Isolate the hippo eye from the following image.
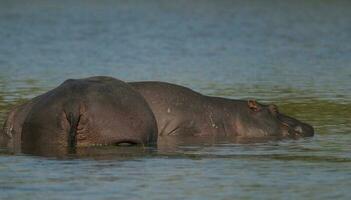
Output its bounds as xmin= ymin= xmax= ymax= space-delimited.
xmin=269 ymin=104 xmax=279 ymax=115
xmin=248 ymin=100 xmax=261 ymax=112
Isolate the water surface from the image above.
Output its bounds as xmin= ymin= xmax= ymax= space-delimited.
xmin=0 ymin=0 xmax=350 ymax=199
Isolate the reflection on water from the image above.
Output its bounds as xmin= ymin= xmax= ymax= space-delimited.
xmin=0 ymin=0 xmax=350 ymax=199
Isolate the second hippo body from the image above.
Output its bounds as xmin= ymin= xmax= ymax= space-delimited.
xmin=130 ymin=81 xmax=314 ymax=140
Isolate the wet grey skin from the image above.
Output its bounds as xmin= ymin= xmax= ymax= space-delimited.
xmin=129 ymin=81 xmax=314 ymax=141
xmin=0 ymin=76 xmax=158 ymax=156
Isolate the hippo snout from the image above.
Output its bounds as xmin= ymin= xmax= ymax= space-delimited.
xmin=277 ymin=113 xmax=314 ymax=137
xmin=293 ymin=123 xmax=314 ymax=137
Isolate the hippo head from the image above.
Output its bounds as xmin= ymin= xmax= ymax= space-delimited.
xmin=236 ymin=100 xmax=314 ymax=138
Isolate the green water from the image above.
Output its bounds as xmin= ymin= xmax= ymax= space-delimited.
xmin=0 ymin=0 xmax=350 ymax=199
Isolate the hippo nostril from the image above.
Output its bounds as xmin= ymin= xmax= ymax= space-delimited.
xmin=293 ymin=124 xmax=314 ymax=137
xmin=294 ymin=126 xmax=303 ymax=134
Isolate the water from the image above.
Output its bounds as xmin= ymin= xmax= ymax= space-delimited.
xmin=0 ymin=0 xmax=350 ymax=199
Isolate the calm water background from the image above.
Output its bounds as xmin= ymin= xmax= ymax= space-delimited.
xmin=0 ymin=0 xmax=350 ymax=199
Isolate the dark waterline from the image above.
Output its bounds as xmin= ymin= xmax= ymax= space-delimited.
xmin=0 ymin=0 xmax=350 ymax=199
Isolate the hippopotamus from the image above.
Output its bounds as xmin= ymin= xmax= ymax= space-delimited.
xmin=129 ymin=81 xmax=314 ymax=142
xmin=0 ymin=76 xmax=158 ymax=155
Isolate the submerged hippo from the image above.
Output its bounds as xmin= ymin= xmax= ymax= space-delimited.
xmin=0 ymin=77 xmax=158 ymax=155
xmin=130 ymin=81 xmax=314 ymax=141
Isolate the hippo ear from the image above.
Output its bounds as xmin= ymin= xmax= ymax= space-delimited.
xmin=248 ymin=100 xmax=260 ymax=112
